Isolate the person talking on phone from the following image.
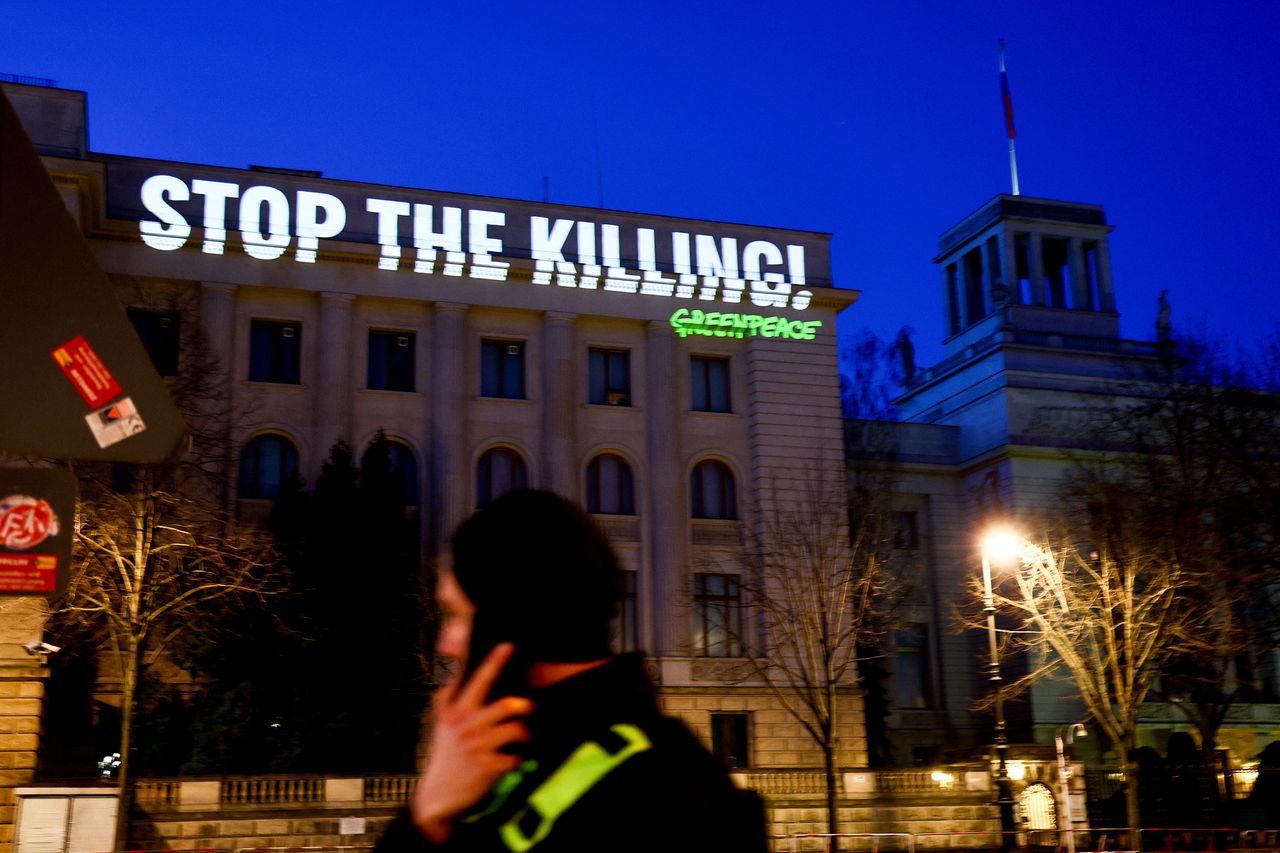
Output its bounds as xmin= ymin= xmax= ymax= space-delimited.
xmin=376 ymin=489 xmax=768 ymax=852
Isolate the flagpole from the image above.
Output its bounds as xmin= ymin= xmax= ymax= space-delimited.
xmin=1009 ymin=140 xmax=1020 ymax=196
xmin=1000 ymin=39 xmax=1021 ymax=195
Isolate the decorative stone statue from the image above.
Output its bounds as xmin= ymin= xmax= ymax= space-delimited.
xmin=1156 ymin=289 xmax=1172 ymax=342
xmin=894 ymin=327 xmax=916 ymax=383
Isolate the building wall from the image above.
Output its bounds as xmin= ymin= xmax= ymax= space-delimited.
xmin=9 ymin=79 xmax=867 ymax=790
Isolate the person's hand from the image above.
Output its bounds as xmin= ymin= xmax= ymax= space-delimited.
xmin=410 ymin=643 xmax=533 ymax=843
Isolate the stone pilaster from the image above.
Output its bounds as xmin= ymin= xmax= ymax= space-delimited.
xmin=1069 ymin=237 xmax=1090 ymax=310
xmin=1094 ymin=238 xmax=1117 ymax=312
xmin=431 ymin=304 xmax=469 ymax=550
xmin=199 ymin=282 xmax=238 ymax=504
xmin=1028 ymin=232 xmax=1046 ymax=306
xmin=645 ymin=321 xmax=686 ymax=656
xmin=540 ymin=312 xmax=577 ymax=497
xmin=314 ymin=292 xmax=356 ymax=466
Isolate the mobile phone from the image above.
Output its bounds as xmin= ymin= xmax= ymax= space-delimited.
xmin=462 ymin=611 xmax=532 ymax=704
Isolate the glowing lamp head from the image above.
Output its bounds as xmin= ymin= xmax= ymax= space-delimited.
xmin=982 ymin=528 xmax=1027 ymax=566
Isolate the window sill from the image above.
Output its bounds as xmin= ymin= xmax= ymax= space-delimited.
xmin=688 ymin=409 xmax=737 ymax=417
xmin=360 ymin=388 xmax=423 ymax=398
xmin=474 ymin=395 xmax=535 ymax=405
xmin=584 ymin=402 xmax=642 ymax=413
xmin=244 ymin=380 xmax=306 ymax=389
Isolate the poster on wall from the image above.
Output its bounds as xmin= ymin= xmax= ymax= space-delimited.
xmin=0 ymin=467 xmax=74 ymax=597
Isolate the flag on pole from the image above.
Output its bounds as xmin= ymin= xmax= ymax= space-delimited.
xmin=999 ymin=39 xmax=1016 ymax=140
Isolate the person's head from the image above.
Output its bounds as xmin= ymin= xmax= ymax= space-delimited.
xmin=438 ymin=489 xmax=622 ymax=669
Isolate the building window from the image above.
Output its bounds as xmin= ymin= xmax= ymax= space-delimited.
xmin=891 ymin=511 xmax=920 ymax=550
xmin=711 ymin=713 xmax=750 ymax=769
xmin=586 ymin=453 xmax=635 ymax=515
xmin=693 ymin=572 xmax=742 ymax=657
xmin=238 ymin=434 xmax=299 ymax=500
xmin=690 ymin=355 xmax=731 ymax=413
xmin=481 ymin=339 xmax=525 ymax=399
xmin=126 ymin=308 xmax=180 ymax=377
xmin=691 ymin=460 xmax=736 ymax=520
xmin=368 ymin=330 xmax=415 ymax=392
xmin=588 ymin=347 xmax=631 ymax=406
xmin=894 ymin=623 xmax=934 ymax=710
xmin=361 ymin=439 xmax=419 ymax=506
xmin=249 ymin=320 xmax=301 ymax=384
xmin=613 ymin=570 xmax=638 ymax=653
xmin=477 ymin=447 xmax=527 ymax=508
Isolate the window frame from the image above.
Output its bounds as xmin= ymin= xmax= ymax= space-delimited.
xmin=238 ymin=434 xmax=299 ymax=500
xmin=692 ymin=572 xmax=742 ymax=657
xmin=586 ymin=453 xmax=636 ymax=516
xmin=710 ymin=712 xmax=751 ymax=769
xmin=690 ymin=354 xmax=731 ymax=413
xmin=480 ymin=338 xmax=526 ymax=400
xmin=126 ymin=307 xmax=181 ymax=377
xmin=613 ymin=569 xmax=639 ymax=654
xmin=476 ymin=446 xmax=528 ymax=508
xmin=588 ymin=346 xmax=631 ymax=407
xmin=367 ymin=329 xmax=416 ymax=393
xmin=690 ymin=459 xmax=737 ymax=520
xmin=249 ymin=319 xmax=302 ymax=384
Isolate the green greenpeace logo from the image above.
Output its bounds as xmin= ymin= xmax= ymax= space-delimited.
xmin=670 ymin=308 xmax=823 ymax=341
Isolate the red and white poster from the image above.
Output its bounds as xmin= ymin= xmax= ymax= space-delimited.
xmin=51 ymin=335 xmax=122 ymax=409
xmin=0 ymin=470 xmax=75 ymax=597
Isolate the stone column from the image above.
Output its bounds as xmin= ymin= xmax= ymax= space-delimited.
xmin=984 ymin=236 xmax=1003 ymax=311
xmin=432 ymin=304 xmax=469 ymax=550
xmin=540 ymin=312 xmax=577 ymax=497
xmin=1069 ymin=237 xmax=1091 ymax=310
xmin=954 ymin=262 xmax=971 ymax=331
xmin=1028 ymin=232 xmax=1046 ymax=306
xmin=1094 ymin=238 xmax=1117 ymax=312
xmin=645 ymin=321 xmax=687 ymax=656
xmin=314 ymin=292 xmax=355 ymax=468
xmin=199 ymin=282 xmax=238 ymax=505
xmin=1001 ymin=230 xmax=1020 ymax=305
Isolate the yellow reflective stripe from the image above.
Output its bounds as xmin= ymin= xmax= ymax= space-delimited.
xmin=464 ymin=759 xmax=539 ymax=824
xmin=499 ymin=724 xmax=651 ymax=852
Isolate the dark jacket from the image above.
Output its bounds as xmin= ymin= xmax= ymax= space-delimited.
xmin=376 ymin=654 xmax=768 ymax=852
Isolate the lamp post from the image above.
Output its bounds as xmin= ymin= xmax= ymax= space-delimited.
xmin=982 ymin=531 xmax=1022 ymax=853
xmin=1056 ymin=723 xmax=1088 ymax=853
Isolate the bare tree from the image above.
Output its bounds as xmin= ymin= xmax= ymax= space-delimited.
xmin=1083 ymin=331 xmax=1280 ymax=765
xmin=62 ymin=470 xmax=277 ymax=848
xmin=727 ymin=431 xmax=904 ymax=841
xmin=980 ymin=509 xmax=1204 ymax=842
xmin=50 ymin=286 xmax=278 ymax=851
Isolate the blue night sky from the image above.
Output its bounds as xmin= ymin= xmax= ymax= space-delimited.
xmin=6 ymin=1 xmax=1279 ymax=377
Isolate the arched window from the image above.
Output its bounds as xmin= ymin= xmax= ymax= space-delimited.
xmin=690 ymin=460 xmax=736 ymax=520
xmin=361 ymin=439 xmax=419 ymax=506
xmin=477 ymin=447 xmax=527 ymax=508
xmin=586 ymin=453 xmax=635 ymax=515
xmin=238 ymin=434 xmax=299 ymax=499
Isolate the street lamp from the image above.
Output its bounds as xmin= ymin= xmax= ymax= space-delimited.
xmin=981 ymin=529 xmax=1025 ymax=852
xmin=1056 ymin=723 xmax=1088 ymax=853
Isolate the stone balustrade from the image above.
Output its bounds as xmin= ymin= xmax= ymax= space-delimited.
xmin=134 ymin=775 xmax=416 ymax=812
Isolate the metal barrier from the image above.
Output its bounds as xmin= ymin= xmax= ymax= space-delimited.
xmin=789 ymin=826 xmax=1280 ymax=853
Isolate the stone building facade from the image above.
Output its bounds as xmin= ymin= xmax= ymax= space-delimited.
xmin=872 ymin=194 xmax=1280 ymax=767
xmin=5 ymin=80 xmax=867 ymax=807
